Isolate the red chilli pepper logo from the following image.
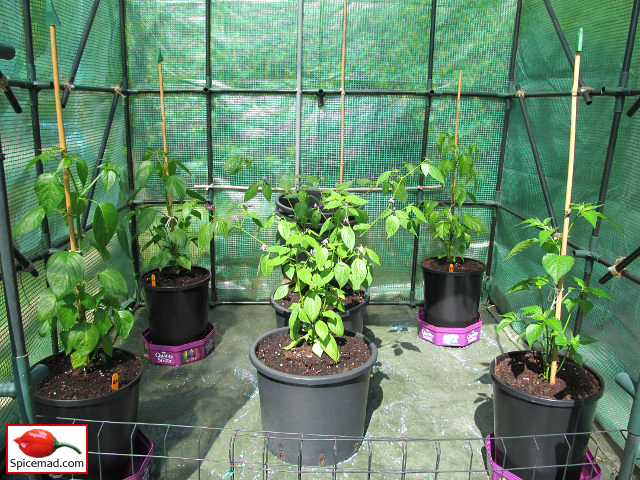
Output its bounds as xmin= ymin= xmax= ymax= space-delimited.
xmin=14 ymin=429 xmax=81 ymax=458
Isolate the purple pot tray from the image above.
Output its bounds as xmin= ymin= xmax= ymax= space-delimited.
xmin=485 ymin=434 xmax=601 ymax=480
xmin=142 ymin=322 xmax=215 ymax=366
xmin=123 ymin=429 xmax=153 ymax=480
xmin=417 ymin=308 xmax=482 ymax=346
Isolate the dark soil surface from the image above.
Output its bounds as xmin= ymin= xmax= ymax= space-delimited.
xmin=141 ymin=266 xmax=209 ymax=288
xmin=275 ymin=284 xmax=366 ymax=311
xmin=422 ymin=257 xmax=485 ymax=273
xmin=493 ymin=351 xmax=601 ymax=400
xmin=34 ymin=350 xmax=141 ymax=400
xmin=255 ymin=332 xmax=371 ymax=376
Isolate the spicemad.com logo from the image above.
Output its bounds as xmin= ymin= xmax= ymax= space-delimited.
xmin=6 ymin=424 xmax=88 ymax=475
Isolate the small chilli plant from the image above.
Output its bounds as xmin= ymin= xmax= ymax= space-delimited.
xmin=497 ymin=203 xmax=619 ymax=382
xmin=12 ymin=149 xmax=134 ymax=369
xmin=421 ymin=132 xmax=483 ymax=264
xmin=199 ymin=157 xmax=429 ymax=362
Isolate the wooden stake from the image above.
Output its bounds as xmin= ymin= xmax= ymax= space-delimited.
xmin=452 ymin=70 xmax=462 ymax=191
xmin=47 ymin=1 xmax=77 ymax=252
xmin=158 ymin=48 xmax=174 ymax=222
xmin=550 ymin=29 xmax=583 ymax=385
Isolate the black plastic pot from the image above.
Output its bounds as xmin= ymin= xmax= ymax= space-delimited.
xmin=141 ymin=266 xmax=210 ymax=346
xmin=249 ymin=327 xmax=377 ymax=466
xmin=270 ymin=288 xmax=369 ymax=334
xmin=490 ymin=352 xmax=604 ymax=480
xmin=420 ymin=257 xmax=485 ymax=328
xmin=33 ymin=349 xmax=142 ymax=480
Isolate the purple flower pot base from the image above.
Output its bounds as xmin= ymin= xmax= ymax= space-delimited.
xmin=142 ymin=322 xmax=215 ymax=366
xmin=485 ymin=434 xmax=601 ymax=480
xmin=417 ymin=308 xmax=482 ymax=347
xmin=123 ymin=429 xmax=154 ymax=480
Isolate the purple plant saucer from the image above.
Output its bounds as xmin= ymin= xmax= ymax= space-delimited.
xmin=417 ymin=308 xmax=482 ymax=346
xmin=122 ymin=429 xmax=153 ymax=480
xmin=485 ymin=434 xmax=601 ymax=480
xmin=142 ymin=322 xmax=215 ymax=366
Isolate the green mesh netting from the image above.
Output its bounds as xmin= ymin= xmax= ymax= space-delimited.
xmin=0 ymin=0 xmax=638 ymax=464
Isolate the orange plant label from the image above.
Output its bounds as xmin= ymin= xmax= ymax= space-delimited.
xmin=111 ymin=373 xmax=119 ymax=391
xmin=151 ymin=274 xmax=156 ymax=287
xmin=449 ymin=263 xmax=454 ymax=273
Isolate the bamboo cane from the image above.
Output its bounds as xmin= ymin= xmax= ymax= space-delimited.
xmin=339 ymin=0 xmax=348 ymax=184
xmin=448 ymin=70 xmax=463 ymax=272
xmin=549 ymin=28 xmax=583 ymax=385
xmin=46 ymin=0 xmax=77 ymax=252
xmin=157 ymin=48 xmax=174 ymax=222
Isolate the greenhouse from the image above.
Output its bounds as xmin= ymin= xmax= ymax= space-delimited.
xmin=1 ymin=0 xmax=639 ymax=478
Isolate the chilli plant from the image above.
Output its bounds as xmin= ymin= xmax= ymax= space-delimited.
xmin=13 ymin=149 xmax=134 ymax=369
xmin=128 ymin=148 xmax=208 ymax=275
xmin=199 ymin=157 xmax=424 ymax=361
xmin=497 ymin=203 xmax=619 ymax=382
xmin=422 ymin=132 xmax=482 ymax=264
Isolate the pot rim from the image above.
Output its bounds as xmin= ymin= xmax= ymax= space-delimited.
xmin=32 ymin=348 xmax=143 ymax=407
xmin=140 ymin=265 xmax=211 ymax=292
xmin=420 ymin=256 xmax=486 ymax=276
xmin=249 ymin=327 xmax=378 ymax=385
xmin=490 ymin=350 xmax=605 ymax=407
xmin=269 ymin=286 xmax=370 ymax=318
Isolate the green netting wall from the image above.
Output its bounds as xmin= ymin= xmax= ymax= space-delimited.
xmin=0 ymin=0 xmax=638 ymax=461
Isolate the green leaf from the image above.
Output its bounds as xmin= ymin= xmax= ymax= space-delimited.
xmin=543 ymin=315 xmax=563 ymax=334
xmin=68 ymin=322 xmax=101 ymax=357
xmin=47 ymin=251 xmax=84 ymax=298
xmin=505 ymin=238 xmax=538 ymax=260
xmin=37 ymin=289 xmax=58 ymax=324
xmin=335 ymin=262 xmax=350 ymax=287
xmin=462 ymin=214 xmax=482 ymax=234
xmin=376 ymin=170 xmax=391 ymax=186
xmin=278 ymin=221 xmax=291 ymax=241
xmin=319 ymin=335 xmax=339 ymax=362
xmin=260 ymin=254 xmax=274 ymax=278
xmin=176 ymin=255 xmax=191 ymax=270
xmin=116 ymin=223 xmax=132 ymax=259
xmin=101 ymin=168 xmax=118 ymax=192
xmin=114 ymin=310 xmax=134 ymax=339
xmin=386 ymin=215 xmax=400 ymax=238
xmin=13 ymin=205 xmax=46 ymax=237
xmin=421 ymin=163 xmax=445 ymax=184
xmin=244 ymin=182 xmax=259 ymax=202
xmin=262 ymin=182 xmax=272 ymax=201
xmin=323 ymin=310 xmax=344 ymax=337
xmin=340 ymin=226 xmax=355 ymax=251
xmin=315 ymin=319 xmax=329 ymax=340
xmin=350 ymin=258 xmax=367 ymax=290
xmin=135 ymin=207 xmax=157 ymax=236
xmin=168 ymin=228 xmax=188 ymax=248
xmin=97 ymin=269 xmax=129 ymax=297
xmin=393 ymin=182 xmax=407 ymax=203
xmin=93 ymin=310 xmax=111 ymax=335
xmin=303 ymin=294 xmax=321 ymax=322
xmin=452 ymin=185 xmax=466 ymax=208
xmin=542 ymin=253 xmax=575 ymax=285
xmin=163 ymin=174 xmax=187 ymax=201
xmin=101 ymin=334 xmax=113 ymax=358
xmin=366 ymin=248 xmax=380 ymax=265
xmin=198 ymin=221 xmax=216 ymax=250
xmin=524 ymin=323 xmax=545 ymax=348
xmin=93 ymin=202 xmax=118 ymax=254
xmin=136 ymin=160 xmax=154 ymax=188
xmin=274 ymin=284 xmax=289 ymax=300
xmin=76 ymin=158 xmax=89 ymax=187
xmin=57 ymin=305 xmax=77 ymax=330
xmin=35 ymin=172 xmax=65 ymax=214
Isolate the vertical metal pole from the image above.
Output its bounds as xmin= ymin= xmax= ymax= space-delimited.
xmin=0 ymin=133 xmax=36 ymax=425
xmin=294 ymin=0 xmax=303 ymax=177
xmin=485 ymin=0 xmax=522 ymax=279
xmin=60 ymin=0 xmax=101 ymax=107
xmin=408 ymin=0 xmax=437 ymax=306
xmin=119 ymin=0 xmax=140 ymax=282
xmin=618 ymin=373 xmax=640 ymax=480
xmin=573 ymin=0 xmax=639 ymax=335
xmin=80 ymin=90 xmax=121 ymax=230
xmin=22 ymin=0 xmax=57 ymax=354
xmin=206 ymin=0 xmax=216 ymax=303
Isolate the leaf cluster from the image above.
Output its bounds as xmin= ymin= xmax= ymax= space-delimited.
xmin=13 ymin=149 xmax=133 ymax=369
xmin=498 ymin=203 xmax=618 ymax=380
xmin=130 ymin=148 xmax=208 ymax=274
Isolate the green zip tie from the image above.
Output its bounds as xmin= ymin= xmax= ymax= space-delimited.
xmin=157 ymin=48 xmax=163 ymax=63
xmin=221 ymin=470 xmax=234 ymax=478
xmin=576 ymin=28 xmax=583 ymax=53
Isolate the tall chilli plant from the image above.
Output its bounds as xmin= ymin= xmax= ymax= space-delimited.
xmin=498 ymin=203 xmax=619 ymax=381
xmin=12 ymin=149 xmax=134 ymax=369
xmin=422 ymin=132 xmax=482 ymax=264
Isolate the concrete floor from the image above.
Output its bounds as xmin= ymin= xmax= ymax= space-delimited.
xmin=116 ymin=303 xmax=632 ymax=479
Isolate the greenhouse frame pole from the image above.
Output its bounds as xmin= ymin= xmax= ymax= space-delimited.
xmin=515 ymin=85 xmax=558 ymax=229
xmin=485 ymin=0 xmax=522 ymax=282
xmin=119 ymin=0 xmax=140 ymax=282
xmin=573 ymin=0 xmax=639 ymax=336
xmin=0 ymin=133 xmax=36 ymax=425
xmin=294 ymin=0 xmax=303 ymax=177
xmin=80 ymin=89 xmax=121 ymax=230
xmin=60 ymin=0 xmax=101 ymax=107
xmin=206 ymin=0 xmax=216 ymax=303
xmin=409 ymin=0 xmax=437 ymax=306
